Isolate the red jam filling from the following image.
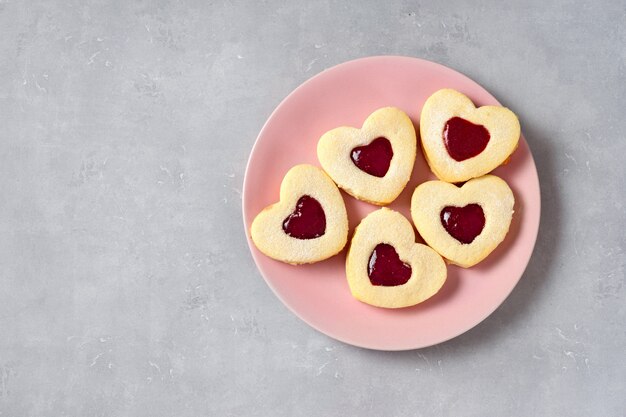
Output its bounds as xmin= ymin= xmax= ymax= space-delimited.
xmin=367 ymin=243 xmax=412 ymax=287
xmin=443 ymin=117 xmax=490 ymax=161
xmin=282 ymin=195 xmax=326 ymax=240
xmin=440 ymin=204 xmax=485 ymax=244
xmin=350 ymin=137 xmax=393 ymax=177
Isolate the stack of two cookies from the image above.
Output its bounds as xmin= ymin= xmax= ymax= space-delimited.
xmin=251 ymin=89 xmax=520 ymax=309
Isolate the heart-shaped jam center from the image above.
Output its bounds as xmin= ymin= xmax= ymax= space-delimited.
xmin=443 ymin=117 xmax=490 ymax=162
xmin=440 ymin=204 xmax=485 ymax=244
xmin=282 ymin=195 xmax=326 ymax=240
xmin=350 ymin=137 xmax=393 ymax=177
xmin=367 ymin=243 xmax=412 ymax=287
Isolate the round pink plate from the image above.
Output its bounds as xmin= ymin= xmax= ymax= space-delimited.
xmin=242 ymin=56 xmax=540 ymax=350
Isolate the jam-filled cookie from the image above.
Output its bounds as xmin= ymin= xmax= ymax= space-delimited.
xmin=410 ymin=175 xmax=514 ymax=268
xmin=420 ymin=89 xmax=520 ymax=183
xmin=346 ymin=208 xmax=447 ymax=308
xmin=251 ymin=164 xmax=349 ymax=264
xmin=317 ymin=107 xmax=416 ymax=205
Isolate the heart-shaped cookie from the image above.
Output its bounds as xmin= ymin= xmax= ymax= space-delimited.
xmin=410 ymin=175 xmax=514 ymax=268
xmin=251 ymin=164 xmax=349 ymax=264
xmin=420 ymin=89 xmax=520 ymax=183
xmin=346 ymin=208 xmax=447 ymax=308
xmin=317 ymin=107 xmax=416 ymax=205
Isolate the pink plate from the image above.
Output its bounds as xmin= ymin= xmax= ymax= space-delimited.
xmin=242 ymin=56 xmax=540 ymax=350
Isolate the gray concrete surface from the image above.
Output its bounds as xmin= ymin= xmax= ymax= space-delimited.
xmin=1 ymin=1 xmax=625 ymax=416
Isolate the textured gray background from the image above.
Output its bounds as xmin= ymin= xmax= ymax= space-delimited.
xmin=1 ymin=0 xmax=625 ymax=416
